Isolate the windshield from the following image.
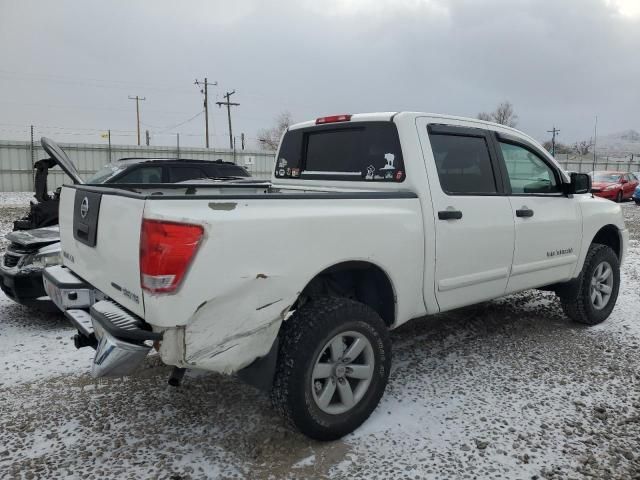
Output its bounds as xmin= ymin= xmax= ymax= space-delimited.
xmin=592 ymin=172 xmax=621 ymax=183
xmin=86 ymin=164 xmax=125 ymax=184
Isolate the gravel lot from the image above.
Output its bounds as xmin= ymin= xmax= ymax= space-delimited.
xmin=1 ymin=195 xmax=639 ymax=479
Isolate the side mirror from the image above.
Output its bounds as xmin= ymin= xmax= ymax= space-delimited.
xmin=620 ymin=178 xmax=628 ymax=184
xmin=569 ymin=172 xmax=591 ymax=194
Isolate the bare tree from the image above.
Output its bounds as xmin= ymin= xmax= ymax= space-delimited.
xmin=477 ymin=101 xmax=518 ymax=127
xmin=542 ymin=140 xmax=572 ymax=154
xmin=257 ymin=111 xmax=293 ymax=151
xmin=493 ymin=102 xmax=518 ymax=127
xmin=573 ymin=139 xmax=594 ymax=155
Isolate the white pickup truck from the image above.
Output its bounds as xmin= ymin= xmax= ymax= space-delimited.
xmin=43 ymin=113 xmax=628 ymax=440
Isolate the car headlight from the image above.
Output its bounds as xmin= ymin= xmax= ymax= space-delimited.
xmin=21 ymin=251 xmax=62 ymax=269
xmin=604 ymin=185 xmax=618 ymax=191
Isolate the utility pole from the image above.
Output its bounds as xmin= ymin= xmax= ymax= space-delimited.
xmin=194 ymin=77 xmax=217 ymax=148
xmin=128 ymin=95 xmax=146 ymax=146
xmin=30 ymin=125 xmax=34 ymax=167
xmin=30 ymin=125 xmax=35 ymax=190
xmin=547 ymin=126 xmax=560 ymax=156
xmin=592 ymin=115 xmax=598 ymax=172
xmin=216 ymin=90 xmax=240 ymax=149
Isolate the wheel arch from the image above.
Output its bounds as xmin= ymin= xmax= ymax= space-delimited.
xmin=237 ymin=260 xmax=397 ymax=392
xmin=295 ymin=260 xmax=397 ymax=327
xmin=591 ymin=224 xmax=622 ymax=259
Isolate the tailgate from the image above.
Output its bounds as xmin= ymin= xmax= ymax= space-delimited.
xmin=58 ymin=186 xmax=146 ymax=317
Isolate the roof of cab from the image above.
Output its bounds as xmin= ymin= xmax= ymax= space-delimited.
xmin=288 ymin=112 xmax=398 ymax=131
xmin=287 ymin=111 xmax=544 ymax=154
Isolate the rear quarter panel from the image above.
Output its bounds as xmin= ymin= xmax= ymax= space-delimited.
xmin=143 ymin=196 xmax=425 ymax=373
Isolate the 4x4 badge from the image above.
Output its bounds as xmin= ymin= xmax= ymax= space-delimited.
xmin=80 ymin=197 xmax=89 ymax=218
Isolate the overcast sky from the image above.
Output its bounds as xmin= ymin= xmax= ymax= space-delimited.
xmin=1 ymin=0 xmax=638 ymax=149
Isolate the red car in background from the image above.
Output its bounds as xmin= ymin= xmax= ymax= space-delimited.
xmin=590 ymin=171 xmax=639 ymax=202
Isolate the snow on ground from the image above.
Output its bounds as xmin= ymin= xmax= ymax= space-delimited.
xmin=0 ymin=198 xmax=639 ymax=479
xmin=0 ymin=297 xmax=94 ymax=384
xmin=0 ymin=192 xmax=35 ymax=207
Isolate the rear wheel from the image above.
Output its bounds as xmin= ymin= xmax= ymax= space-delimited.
xmin=270 ymin=296 xmax=391 ymax=440
xmin=615 ymin=191 xmax=623 ymax=203
xmin=558 ymin=244 xmax=620 ymax=325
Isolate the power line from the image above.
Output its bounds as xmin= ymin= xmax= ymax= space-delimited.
xmin=140 ymin=110 xmax=204 ymax=133
xmin=194 ymin=77 xmax=217 ymax=148
xmin=0 ymin=69 xmax=194 ymax=95
xmin=128 ymin=95 xmax=146 ymax=146
xmin=216 ymin=90 xmax=240 ymax=149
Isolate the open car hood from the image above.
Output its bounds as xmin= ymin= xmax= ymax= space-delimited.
xmin=41 ymin=137 xmax=84 ymax=185
xmin=6 ymin=225 xmax=60 ymax=248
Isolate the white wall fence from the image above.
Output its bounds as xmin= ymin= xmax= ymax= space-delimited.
xmin=554 ymin=154 xmax=640 ymax=174
xmin=0 ymin=140 xmax=276 ymax=192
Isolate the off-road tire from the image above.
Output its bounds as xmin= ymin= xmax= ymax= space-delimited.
xmin=270 ymin=296 xmax=391 ymax=441
xmin=559 ymin=244 xmax=620 ymax=325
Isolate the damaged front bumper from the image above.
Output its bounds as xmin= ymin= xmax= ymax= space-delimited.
xmin=43 ymin=265 xmax=161 ymax=377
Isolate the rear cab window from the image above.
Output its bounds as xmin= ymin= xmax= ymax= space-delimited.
xmin=275 ymin=121 xmax=405 ymax=182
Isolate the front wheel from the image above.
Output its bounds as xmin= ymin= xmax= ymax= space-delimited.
xmin=558 ymin=244 xmax=620 ymax=325
xmin=270 ymin=297 xmax=391 ymax=440
xmin=616 ymin=191 xmax=623 ymax=203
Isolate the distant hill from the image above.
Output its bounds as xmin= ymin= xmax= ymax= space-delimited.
xmin=596 ymin=130 xmax=640 ymax=156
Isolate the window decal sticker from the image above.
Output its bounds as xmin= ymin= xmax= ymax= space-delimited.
xmin=365 ymin=165 xmax=376 ymax=180
xmin=381 ymin=153 xmax=396 ymax=170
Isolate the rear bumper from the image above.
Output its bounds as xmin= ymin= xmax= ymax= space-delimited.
xmin=43 ymin=265 xmax=160 ymax=377
xmin=0 ymin=265 xmax=55 ymax=310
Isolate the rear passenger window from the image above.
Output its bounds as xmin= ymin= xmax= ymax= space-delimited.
xmin=429 ymin=134 xmax=497 ymax=194
xmin=116 ymin=166 xmax=163 ymax=184
xmin=206 ymin=164 xmax=250 ymax=178
xmin=168 ymin=167 xmax=207 ymax=183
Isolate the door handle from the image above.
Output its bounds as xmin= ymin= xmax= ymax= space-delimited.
xmin=516 ymin=208 xmax=534 ymax=218
xmin=438 ymin=210 xmax=463 ymax=220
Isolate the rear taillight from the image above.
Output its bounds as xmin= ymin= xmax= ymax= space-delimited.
xmin=140 ymin=219 xmax=204 ymax=294
xmin=315 ymin=114 xmax=352 ymax=124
